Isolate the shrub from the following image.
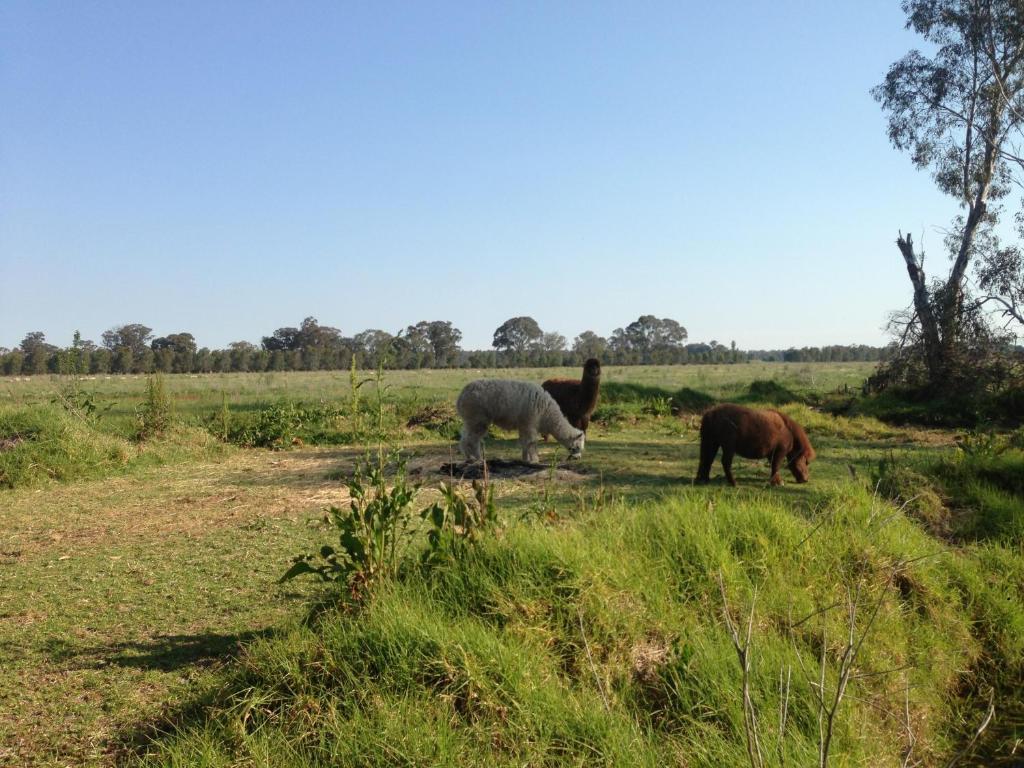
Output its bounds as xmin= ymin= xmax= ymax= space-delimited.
xmin=136 ymin=374 xmax=173 ymax=440
xmin=421 ymin=480 xmax=496 ymax=567
xmin=218 ymin=401 xmax=344 ymax=448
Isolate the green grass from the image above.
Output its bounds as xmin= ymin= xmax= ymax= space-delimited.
xmin=0 ymin=363 xmax=877 ymax=425
xmin=130 ymin=485 xmax=1022 ymax=767
xmin=1 ymin=364 xmax=1021 ymax=767
xmin=0 ymin=403 xmax=225 ymax=489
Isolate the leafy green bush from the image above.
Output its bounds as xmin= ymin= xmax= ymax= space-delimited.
xmin=855 ymin=386 xmax=1022 ymax=427
xmin=281 ymin=453 xmax=419 ymax=595
xmin=218 ymin=401 xmax=345 ymax=448
xmin=421 ymin=480 xmax=496 ymax=567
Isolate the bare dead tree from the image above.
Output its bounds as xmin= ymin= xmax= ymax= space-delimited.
xmin=875 ymin=0 xmax=1024 ymax=388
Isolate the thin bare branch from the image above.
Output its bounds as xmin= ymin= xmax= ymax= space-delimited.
xmin=943 ymin=691 xmax=996 ymax=768
xmin=576 ymin=606 xmax=610 ymax=713
xmin=718 ymin=573 xmax=764 ymax=768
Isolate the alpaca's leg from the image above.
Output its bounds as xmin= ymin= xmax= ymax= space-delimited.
xmin=721 ymin=449 xmax=737 ymax=487
xmin=695 ymin=437 xmax=716 ymax=483
xmin=460 ymin=421 xmax=488 ymax=462
xmin=579 ymin=414 xmax=590 ymax=431
xmin=519 ymin=428 xmax=540 ymax=463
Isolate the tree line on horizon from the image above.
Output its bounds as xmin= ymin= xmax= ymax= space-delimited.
xmin=0 ymin=315 xmax=886 ymax=377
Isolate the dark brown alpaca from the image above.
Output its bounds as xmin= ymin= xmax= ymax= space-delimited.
xmin=542 ymin=358 xmax=601 ymax=431
xmin=694 ymin=404 xmax=815 ymax=486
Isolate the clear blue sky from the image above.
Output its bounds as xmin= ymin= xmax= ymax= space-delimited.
xmin=1 ymin=1 xmax=956 ymax=351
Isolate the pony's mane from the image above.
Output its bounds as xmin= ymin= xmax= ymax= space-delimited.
xmin=775 ymin=410 xmax=816 ymax=460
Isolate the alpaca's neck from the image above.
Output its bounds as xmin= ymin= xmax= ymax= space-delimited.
xmin=580 ymin=373 xmax=600 ymax=409
xmin=540 ymin=401 xmax=580 ymax=445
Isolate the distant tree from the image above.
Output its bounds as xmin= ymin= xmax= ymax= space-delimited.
xmin=194 ymin=348 xmax=213 ymax=373
xmin=19 ymin=331 xmax=48 ymax=354
xmin=611 ymin=316 xmax=688 ymax=364
xmin=134 ymin=348 xmax=155 ymax=374
xmin=407 ymin=320 xmax=462 ymax=368
xmin=155 ymin=347 xmax=174 ymax=373
xmin=262 ymin=326 xmax=300 ymax=352
xmin=874 ymin=0 xmax=1024 ymax=390
xmin=90 ymin=348 xmax=111 ymax=374
xmin=353 ymin=329 xmax=396 ymax=368
xmin=19 ymin=331 xmax=55 ymax=374
xmin=492 ymin=317 xmax=543 ymax=361
xmin=268 ymin=349 xmax=287 ymax=371
xmin=572 ymin=331 xmax=608 ymax=362
xmin=465 ymin=350 xmax=497 ymax=368
xmin=537 ymin=331 xmax=567 ymax=366
xmin=296 ymin=317 xmax=344 ymax=353
xmin=539 ymin=331 xmax=567 ymax=352
xmin=2 ymin=350 xmax=24 ymax=375
xmin=102 ymin=324 xmax=153 ymax=359
xmin=229 ymin=341 xmax=258 ymax=372
xmin=152 ymin=332 xmax=197 ymax=373
xmin=393 ymin=325 xmax=434 ymax=369
xmin=112 ymin=347 xmax=134 ymax=374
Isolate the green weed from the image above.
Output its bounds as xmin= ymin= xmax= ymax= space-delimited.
xmin=281 ymin=453 xmax=419 ymax=595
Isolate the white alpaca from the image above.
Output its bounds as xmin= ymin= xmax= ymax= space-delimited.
xmin=456 ymin=379 xmax=585 ymax=463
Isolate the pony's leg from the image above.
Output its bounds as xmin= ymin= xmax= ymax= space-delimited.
xmin=768 ymin=449 xmax=785 ymax=486
xmin=695 ymin=437 xmax=716 ymax=483
xmin=721 ymin=449 xmax=737 ymax=487
xmin=519 ymin=428 xmax=540 ymax=463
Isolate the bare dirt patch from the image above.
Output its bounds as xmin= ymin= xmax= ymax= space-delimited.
xmin=436 ymin=458 xmax=591 ymax=483
xmin=0 ymin=448 xmax=355 ymax=558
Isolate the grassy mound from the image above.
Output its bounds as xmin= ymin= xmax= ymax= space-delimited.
xmin=934 ymin=447 xmax=1024 ymax=545
xmin=0 ymin=404 xmax=222 ymax=489
xmin=597 ymin=383 xmax=715 ymax=422
xmin=739 ymin=379 xmax=804 ymax=405
xmin=129 ymin=485 xmax=1022 ymax=767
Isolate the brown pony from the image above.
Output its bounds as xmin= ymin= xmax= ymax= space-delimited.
xmin=542 ymin=358 xmax=601 ymax=431
xmin=694 ymin=404 xmax=815 ymax=486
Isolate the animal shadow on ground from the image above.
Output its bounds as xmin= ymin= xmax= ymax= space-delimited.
xmin=39 ymin=628 xmax=279 ymax=672
xmin=438 ymin=458 xmax=590 ymax=481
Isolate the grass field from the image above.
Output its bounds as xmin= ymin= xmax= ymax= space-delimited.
xmin=1 ymin=364 xmax=1021 ymax=767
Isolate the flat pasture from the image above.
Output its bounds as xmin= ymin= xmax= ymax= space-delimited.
xmin=1 ymin=363 xmax=1020 ymax=767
